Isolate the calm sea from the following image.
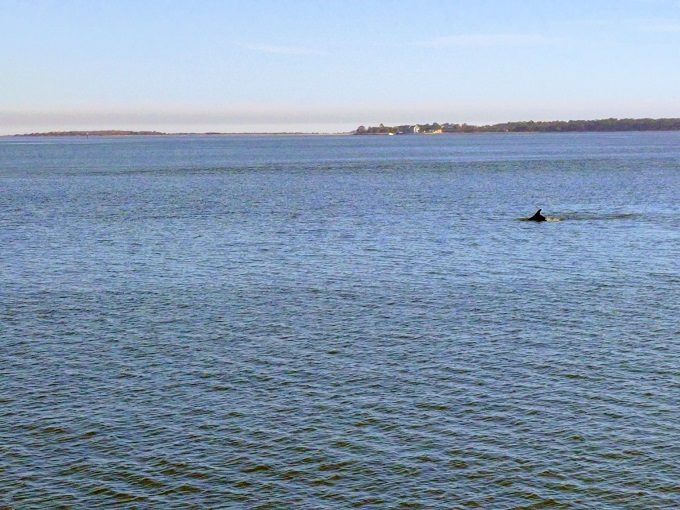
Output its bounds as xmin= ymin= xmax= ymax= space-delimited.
xmin=1 ymin=133 xmax=679 ymax=509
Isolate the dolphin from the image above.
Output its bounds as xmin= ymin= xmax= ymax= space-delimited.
xmin=528 ymin=209 xmax=547 ymax=222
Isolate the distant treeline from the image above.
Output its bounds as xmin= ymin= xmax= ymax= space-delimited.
xmin=13 ymin=130 xmax=316 ymax=137
xmin=355 ymin=118 xmax=680 ymax=134
xmin=16 ymin=130 xmax=167 ymax=136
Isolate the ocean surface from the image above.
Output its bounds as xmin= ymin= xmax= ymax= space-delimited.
xmin=1 ymin=132 xmax=679 ymax=509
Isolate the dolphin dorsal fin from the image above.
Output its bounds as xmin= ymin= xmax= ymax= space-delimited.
xmin=528 ymin=209 xmax=546 ymax=221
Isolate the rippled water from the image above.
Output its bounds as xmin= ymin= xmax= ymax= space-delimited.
xmin=1 ymin=133 xmax=679 ymax=508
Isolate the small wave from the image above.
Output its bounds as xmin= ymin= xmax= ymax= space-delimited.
xmin=559 ymin=212 xmax=642 ymax=221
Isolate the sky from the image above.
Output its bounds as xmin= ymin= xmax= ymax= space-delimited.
xmin=1 ymin=0 xmax=680 ymax=134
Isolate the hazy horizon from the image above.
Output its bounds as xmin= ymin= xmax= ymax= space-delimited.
xmin=2 ymin=0 xmax=680 ymax=135
xmin=6 ymin=113 xmax=680 ymax=136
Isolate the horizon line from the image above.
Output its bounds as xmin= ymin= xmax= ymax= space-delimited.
xmin=5 ymin=116 xmax=680 ymax=138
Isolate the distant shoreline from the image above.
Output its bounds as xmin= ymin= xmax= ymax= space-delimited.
xmin=354 ymin=117 xmax=680 ymax=135
xmin=5 ymin=130 xmax=680 ymax=138
xmin=7 ymin=130 xmax=348 ymax=137
xmin=5 ymin=117 xmax=680 ymax=137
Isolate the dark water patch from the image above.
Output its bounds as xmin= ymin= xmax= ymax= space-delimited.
xmin=88 ymin=486 xmax=147 ymax=503
xmin=241 ymin=464 xmax=273 ymax=474
xmin=158 ymin=483 xmax=203 ymax=495
xmin=414 ymin=402 xmax=450 ymax=411
xmin=557 ymin=212 xmax=645 ymax=221
xmin=351 ymin=496 xmax=387 ymax=507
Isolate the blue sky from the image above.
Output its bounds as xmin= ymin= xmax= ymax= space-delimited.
xmin=1 ymin=0 xmax=680 ymax=133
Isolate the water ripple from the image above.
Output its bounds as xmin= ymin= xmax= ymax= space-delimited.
xmin=2 ymin=133 xmax=680 ymax=508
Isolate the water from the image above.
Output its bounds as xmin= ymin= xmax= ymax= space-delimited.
xmin=1 ymin=133 xmax=679 ymax=509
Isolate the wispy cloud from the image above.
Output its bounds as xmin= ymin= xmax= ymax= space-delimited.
xmin=245 ymin=44 xmax=326 ymax=56
xmin=421 ymin=33 xmax=560 ymax=48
